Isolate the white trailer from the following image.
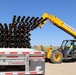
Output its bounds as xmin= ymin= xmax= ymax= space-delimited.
xmin=0 ymin=48 xmax=45 ymax=75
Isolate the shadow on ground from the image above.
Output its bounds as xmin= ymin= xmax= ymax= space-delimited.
xmin=45 ymin=58 xmax=76 ymax=64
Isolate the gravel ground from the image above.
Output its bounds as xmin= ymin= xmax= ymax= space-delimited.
xmin=45 ymin=61 xmax=76 ymax=75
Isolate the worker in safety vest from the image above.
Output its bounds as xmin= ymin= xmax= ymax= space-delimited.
xmin=66 ymin=43 xmax=73 ymax=55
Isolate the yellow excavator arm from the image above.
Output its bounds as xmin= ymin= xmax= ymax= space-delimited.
xmin=39 ymin=13 xmax=76 ymax=38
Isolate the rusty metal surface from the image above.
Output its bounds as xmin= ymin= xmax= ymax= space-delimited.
xmin=0 ymin=15 xmax=47 ymax=48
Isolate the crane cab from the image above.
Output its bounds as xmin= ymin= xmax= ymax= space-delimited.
xmin=61 ymin=40 xmax=76 ymax=58
xmin=51 ymin=40 xmax=76 ymax=63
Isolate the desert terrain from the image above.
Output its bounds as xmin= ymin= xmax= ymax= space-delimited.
xmin=45 ymin=61 xmax=76 ymax=75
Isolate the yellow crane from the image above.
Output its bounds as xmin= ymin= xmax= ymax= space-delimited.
xmin=39 ymin=13 xmax=76 ymax=38
xmin=39 ymin=13 xmax=76 ymax=63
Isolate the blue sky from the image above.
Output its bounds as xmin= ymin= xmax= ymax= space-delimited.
xmin=0 ymin=0 xmax=76 ymax=46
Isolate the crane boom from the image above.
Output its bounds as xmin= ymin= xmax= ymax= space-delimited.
xmin=39 ymin=13 xmax=76 ymax=38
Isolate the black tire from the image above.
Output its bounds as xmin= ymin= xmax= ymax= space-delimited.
xmin=50 ymin=51 xmax=63 ymax=63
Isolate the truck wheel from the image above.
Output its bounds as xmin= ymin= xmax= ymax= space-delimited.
xmin=50 ymin=51 xmax=63 ymax=63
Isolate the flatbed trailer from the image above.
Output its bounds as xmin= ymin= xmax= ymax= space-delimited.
xmin=0 ymin=48 xmax=45 ymax=75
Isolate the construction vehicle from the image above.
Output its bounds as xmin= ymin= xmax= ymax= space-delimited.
xmin=39 ymin=13 xmax=76 ymax=63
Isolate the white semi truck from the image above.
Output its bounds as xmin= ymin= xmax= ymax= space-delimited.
xmin=0 ymin=48 xmax=45 ymax=75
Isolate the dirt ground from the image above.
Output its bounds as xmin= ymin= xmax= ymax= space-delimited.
xmin=45 ymin=61 xmax=76 ymax=75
